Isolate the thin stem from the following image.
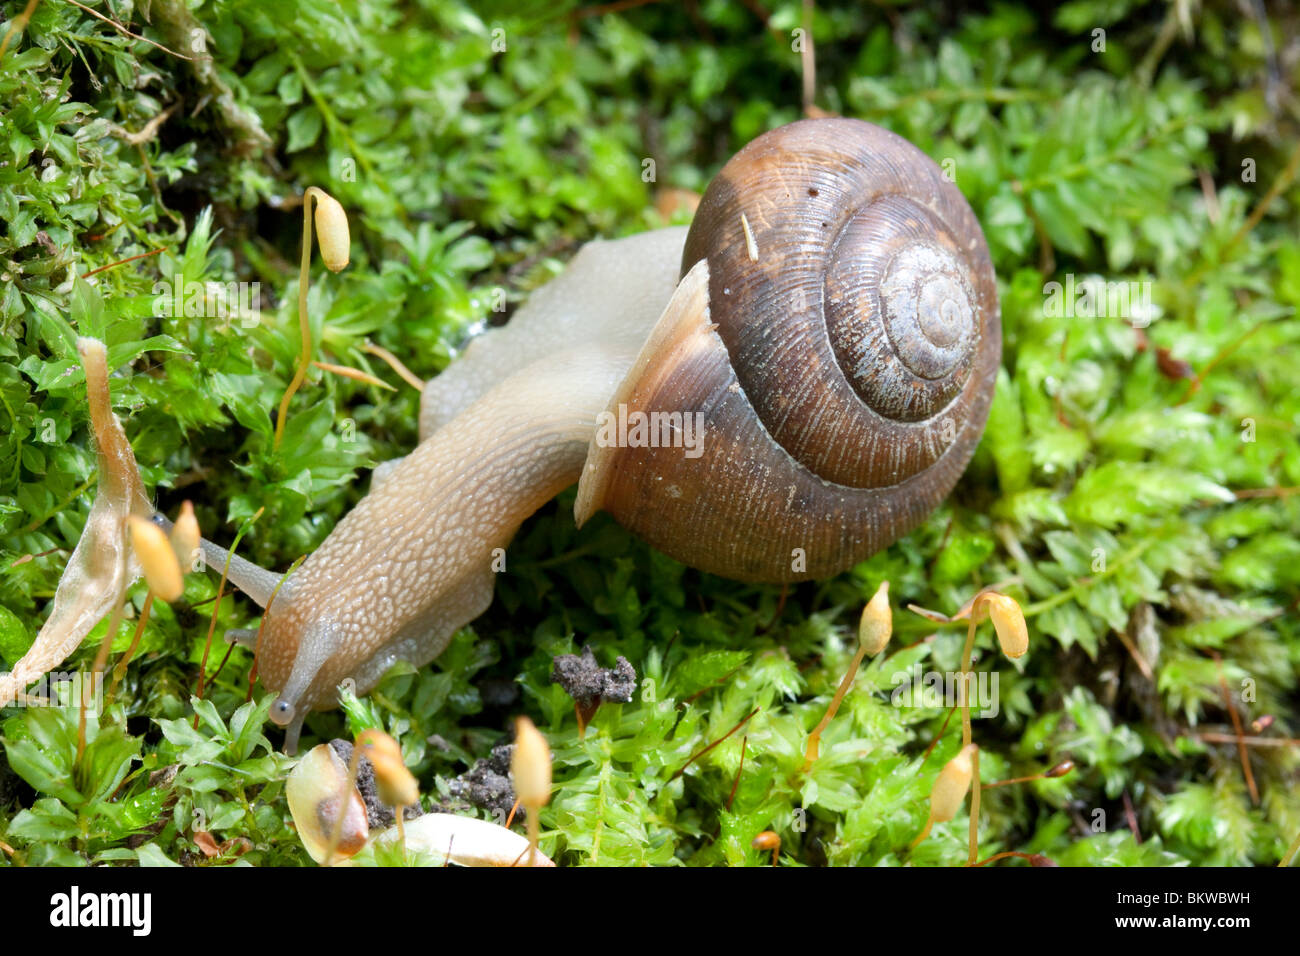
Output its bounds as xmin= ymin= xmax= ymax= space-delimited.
xmin=960 ymin=617 xmax=977 ymax=746
xmin=959 ymin=603 xmax=986 ymax=867
xmin=195 ymin=508 xmax=263 ymax=718
xmin=1210 ymin=650 xmax=1258 ymax=805
xmin=395 ymin=806 xmax=407 ymax=865
xmin=1280 ymin=830 xmax=1300 ymax=868
xmin=326 ymin=744 xmax=364 ymax=867
xmin=916 ymin=705 xmax=958 ymax=774
xmin=109 ymin=591 xmax=155 ymax=699
xmin=908 ymin=814 xmax=934 ymax=852
xmin=1020 ymin=540 xmax=1150 ymax=618
xmin=274 ymin=189 xmax=322 ymax=450
xmin=802 ymin=644 xmax=869 ymax=770
xmin=81 ymin=247 xmax=164 ymax=278
xmin=80 ymin=597 xmax=126 ymax=758
xmin=1198 ymin=732 xmax=1300 ymax=748
xmin=967 ymin=747 xmax=981 ymax=866
xmin=362 ymin=341 xmax=425 ymax=392
xmin=526 ymin=811 xmax=539 ymax=867
xmin=800 ymin=0 xmax=815 ymax=114
xmin=61 ymin=0 xmax=194 ymax=60
xmin=0 ymin=0 xmax=39 ymax=61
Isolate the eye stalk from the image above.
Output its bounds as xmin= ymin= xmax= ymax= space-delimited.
xmin=142 ymin=120 xmax=997 ymax=746
xmin=271 ymin=697 xmax=297 ymax=726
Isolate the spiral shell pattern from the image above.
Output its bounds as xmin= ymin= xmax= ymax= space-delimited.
xmin=680 ymin=118 xmax=996 ymax=490
xmin=579 ymin=118 xmax=1000 ymax=582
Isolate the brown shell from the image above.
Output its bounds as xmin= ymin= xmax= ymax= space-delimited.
xmin=577 ymin=118 xmax=1000 ymax=582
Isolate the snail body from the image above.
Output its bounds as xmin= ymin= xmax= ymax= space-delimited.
xmin=188 ymin=119 xmax=999 ymax=750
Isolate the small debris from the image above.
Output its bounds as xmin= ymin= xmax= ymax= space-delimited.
xmin=148 ymin=764 xmax=179 ymax=789
xmin=447 ymin=742 xmax=519 ymax=824
xmin=193 ymin=830 xmax=221 ymax=858
xmin=551 ymin=645 xmax=635 ymax=709
xmin=1154 ymin=346 xmax=1194 ymax=380
xmin=741 ymin=212 xmax=759 ymax=262
xmin=550 ymin=645 xmax=636 ymax=736
xmin=328 ymin=739 xmax=423 ymax=830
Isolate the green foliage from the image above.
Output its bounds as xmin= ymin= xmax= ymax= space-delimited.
xmin=1 ymin=0 xmax=1298 ymax=867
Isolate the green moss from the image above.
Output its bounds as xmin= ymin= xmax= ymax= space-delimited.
xmin=1 ymin=0 xmax=1297 ymax=867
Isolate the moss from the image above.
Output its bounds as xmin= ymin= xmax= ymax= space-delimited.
xmin=0 ymin=0 xmax=1297 ymax=866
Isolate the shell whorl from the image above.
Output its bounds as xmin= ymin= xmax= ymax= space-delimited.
xmin=578 ymin=118 xmax=1000 ymax=582
xmin=680 ymin=118 xmax=995 ymax=489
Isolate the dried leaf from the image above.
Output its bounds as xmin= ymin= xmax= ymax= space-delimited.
xmin=0 ymin=339 xmax=151 ymax=708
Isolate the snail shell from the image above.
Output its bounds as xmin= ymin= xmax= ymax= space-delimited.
xmin=576 ymin=118 xmax=1000 ymax=581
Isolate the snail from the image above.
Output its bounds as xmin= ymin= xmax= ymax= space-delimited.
xmin=173 ymin=118 xmax=1000 ymax=751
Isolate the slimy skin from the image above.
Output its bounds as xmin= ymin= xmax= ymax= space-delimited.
xmin=8 ymin=119 xmax=998 ymax=745
xmin=173 ymin=120 xmax=999 ymax=754
xmin=199 ymin=228 xmax=689 ymax=751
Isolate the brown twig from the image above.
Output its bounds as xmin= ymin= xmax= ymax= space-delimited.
xmin=1112 ymin=624 xmax=1155 ymax=682
xmin=81 ymin=247 xmax=165 ymax=278
xmin=725 ymin=735 xmax=748 ymax=811
xmin=1210 ymin=650 xmax=1258 ymax=805
xmin=8 ymin=547 xmax=67 ymax=568
xmin=362 ymin=341 xmax=425 ymax=391
xmin=1234 ymin=486 xmax=1299 ymax=500
xmin=207 ymin=640 xmax=237 ymax=687
xmin=311 ymin=360 xmax=396 ymax=391
xmin=1230 ymin=140 xmax=1300 ymax=250
xmin=108 ymin=591 xmax=154 ymax=699
xmin=0 ymin=0 xmax=40 ymax=60
xmin=1197 ymin=168 xmax=1220 ymax=225
xmin=800 ymin=0 xmax=816 ymax=115
xmin=1175 ymin=320 xmax=1265 ymax=405
xmin=109 ymin=101 xmax=180 ymax=146
xmin=1121 ymin=790 xmax=1142 ymax=843
xmin=1196 ymin=732 xmax=1300 ymax=748
xmin=681 ymin=664 xmax=743 ymax=705
xmin=916 ymin=705 xmax=958 ymax=773
xmin=670 ymin=707 xmax=759 ymax=782
xmin=62 ymin=0 xmax=195 ymax=60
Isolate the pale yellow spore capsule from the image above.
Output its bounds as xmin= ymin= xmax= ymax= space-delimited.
xmin=858 ymin=580 xmax=892 ymax=655
xmin=357 ymin=729 xmax=419 ymax=808
xmin=512 ymin=716 xmax=552 ymax=809
xmin=169 ymin=500 xmax=200 ymax=572
xmin=985 ymin=592 xmax=1029 ymax=659
xmin=313 ymin=191 xmax=350 ymax=273
xmin=127 ymin=515 xmax=184 ymax=602
xmin=930 ymin=743 xmax=977 ymax=824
